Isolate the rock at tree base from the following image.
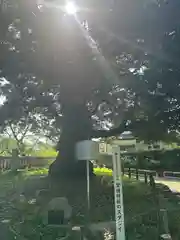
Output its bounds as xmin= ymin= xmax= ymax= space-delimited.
xmin=46 ymin=176 xmax=114 ymax=226
xmin=42 ymin=197 xmax=72 ymax=226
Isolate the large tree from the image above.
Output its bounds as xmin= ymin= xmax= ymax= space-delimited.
xmin=0 ymin=0 xmax=180 ymax=177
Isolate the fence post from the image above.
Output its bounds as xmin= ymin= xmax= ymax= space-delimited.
xmin=160 ymin=209 xmax=172 ymax=240
xmin=128 ymin=168 xmax=131 ymax=179
xmin=122 ymin=166 xmax=125 ymax=176
xmin=149 ymin=173 xmax=155 ymax=189
xmin=149 ymin=173 xmax=161 ymax=239
xmin=136 ymin=168 xmax=139 ymax=180
xmin=144 ymin=171 xmax=147 ymax=184
xmin=11 ymin=149 xmax=20 ymax=172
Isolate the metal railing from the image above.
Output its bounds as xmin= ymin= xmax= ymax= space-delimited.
xmin=0 ymin=156 xmax=55 ymax=170
xmin=123 ymin=167 xmax=180 ymax=181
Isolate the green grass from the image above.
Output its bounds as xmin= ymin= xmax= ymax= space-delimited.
xmin=94 ymin=167 xmax=113 ymax=176
xmin=23 ymin=167 xmax=113 ymax=177
xmin=1 ymin=168 xmax=180 ymax=239
xmin=31 ymin=148 xmax=57 ymax=157
xmin=24 ymin=167 xmax=49 ymax=176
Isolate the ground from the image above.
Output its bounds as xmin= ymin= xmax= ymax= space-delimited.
xmin=156 ymin=178 xmax=180 ymax=193
xmin=0 ymin=168 xmax=180 ymax=239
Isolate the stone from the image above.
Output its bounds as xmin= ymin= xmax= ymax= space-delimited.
xmin=43 ymin=197 xmax=72 ymax=226
xmin=160 ymin=234 xmax=172 ymax=240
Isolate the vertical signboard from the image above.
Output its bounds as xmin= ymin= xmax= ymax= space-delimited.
xmin=112 ymin=146 xmax=125 ymax=240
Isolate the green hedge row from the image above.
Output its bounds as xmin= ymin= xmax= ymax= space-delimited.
xmin=123 ymin=149 xmax=180 ymax=171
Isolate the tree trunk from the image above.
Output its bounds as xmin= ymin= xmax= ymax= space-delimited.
xmin=49 ymin=100 xmax=127 ymax=178
xmin=49 ymin=103 xmax=94 ymax=179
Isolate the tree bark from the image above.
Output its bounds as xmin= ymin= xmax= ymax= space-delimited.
xmin=49 ymin=103 xmax=127 ymax=178
xmin=49 ymin=103 xmax=94 ymax=178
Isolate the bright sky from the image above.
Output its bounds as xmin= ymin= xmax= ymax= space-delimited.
xmin=0 ymin=95 xmax=6 ymax=105
xmin=0 ymin=78 xmax=9 ymax=105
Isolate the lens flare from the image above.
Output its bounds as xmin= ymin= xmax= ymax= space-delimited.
xmin=65 ymin=2 xmax=77 ymax=15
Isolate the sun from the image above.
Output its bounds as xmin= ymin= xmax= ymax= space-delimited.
xmin=65 ymin=2 xmax=77 ymax=15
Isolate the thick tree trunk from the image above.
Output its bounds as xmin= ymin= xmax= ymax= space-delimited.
xmin=49 ymin=101 xmax=127 ymax=178
xmin=49 ymin=103 xmax=94 ymax=178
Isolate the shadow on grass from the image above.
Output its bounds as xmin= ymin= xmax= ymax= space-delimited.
xmin=1 ymin=168 xmax=180 ymax=239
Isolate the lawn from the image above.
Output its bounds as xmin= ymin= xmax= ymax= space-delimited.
xmin=22 ymin=166 xmax=113 ymax=176
xmin=0 ymin=168 xmax=180 ymax=239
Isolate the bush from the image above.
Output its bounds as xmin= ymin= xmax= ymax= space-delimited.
xmin=94 ymin=167 xmax=112 ymax=176
xmin=122 ymin=149 xmax=180 ymax=171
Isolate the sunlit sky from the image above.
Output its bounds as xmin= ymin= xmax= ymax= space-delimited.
xmin=0 ymin=78 xmax=8 ymax=105
xmin=65 ymin=2 xmax=77 ymax=15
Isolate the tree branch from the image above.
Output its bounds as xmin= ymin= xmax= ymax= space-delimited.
xmin=25 ymin=137 xmax=40 ymax=156
xmin=4 ymin=129 xmax=11 ymax=138
xmin=91 ymin=100 xmax=115 ymax=116
xmin=91 ymin=121 xmax=128 ymax=138
xmin=19 ymin=124 xmax=31 ymax=143
xmin=8 ymin=122 xmax=19 ymax=143
xmin=0 ymin=149 xmax=5 ymax=155
xmin=90 ymin=103 xmax=100 ymax=115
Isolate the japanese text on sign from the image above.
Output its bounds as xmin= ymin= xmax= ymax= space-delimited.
xmin=112 ymin=146 xmax=125 ymax=239
xmin=115 ymin=181 xmax=123 ymax=231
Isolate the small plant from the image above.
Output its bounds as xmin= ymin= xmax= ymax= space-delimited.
xmin=94 ymin=167 xmax=113 ymax=176
xmin=104 ymin=229 xmax=114 ymax=240
xmin=23 ymin=168 xmax=48 ymax=177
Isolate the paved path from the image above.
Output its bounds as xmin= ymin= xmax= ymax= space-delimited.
xmin=155 ymin=178 xmax=180 ymax=193
xmin=125 ymin=173 xmax=180 ymax=193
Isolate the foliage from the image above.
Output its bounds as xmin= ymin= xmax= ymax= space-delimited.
xmin=0 ymin=136 xmax=57 ymax=156
xmin=0 ymin=168 xmax=180 ymax=239
xmin=124 ymin=149 xmax=180 ymax=171
xmin=33 ymin=147 xmax=57 ymax=158
xmin=23 ymin=167 xmax=113 ymax=178
xmin=3 ymin=170 xmax=180 ymax=240
xmin=24 ymin=168 xmax=48 ymax=176
xmin=1 ymin=0 xmax=180 ymax=175
xmin=0 ymin=137 xmax=17 ymax=155
xmin=0 ymin=0 xmax=180 ymax=142
xmin=94 ymin=167 xmax=113 ymax=176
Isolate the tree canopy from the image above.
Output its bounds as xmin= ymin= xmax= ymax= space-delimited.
xmin=1 ymin=0 xmax=180 ymax=175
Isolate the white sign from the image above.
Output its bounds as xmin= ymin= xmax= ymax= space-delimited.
xmin=99 ymin=142 xmax=107 ymax=154
xmin=112 ymin=146 xmax=125 ymax=240
xmin=76 ymin=140 xmax=99 ymax=160
xmin=99 ymin=143 xmax=113 ymax=155
xmin=76 ymin=140 xmax=125 ymax=240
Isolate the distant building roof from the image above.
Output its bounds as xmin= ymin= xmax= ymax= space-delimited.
xmin=118 ymin=131 xmax=135 ymax=140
